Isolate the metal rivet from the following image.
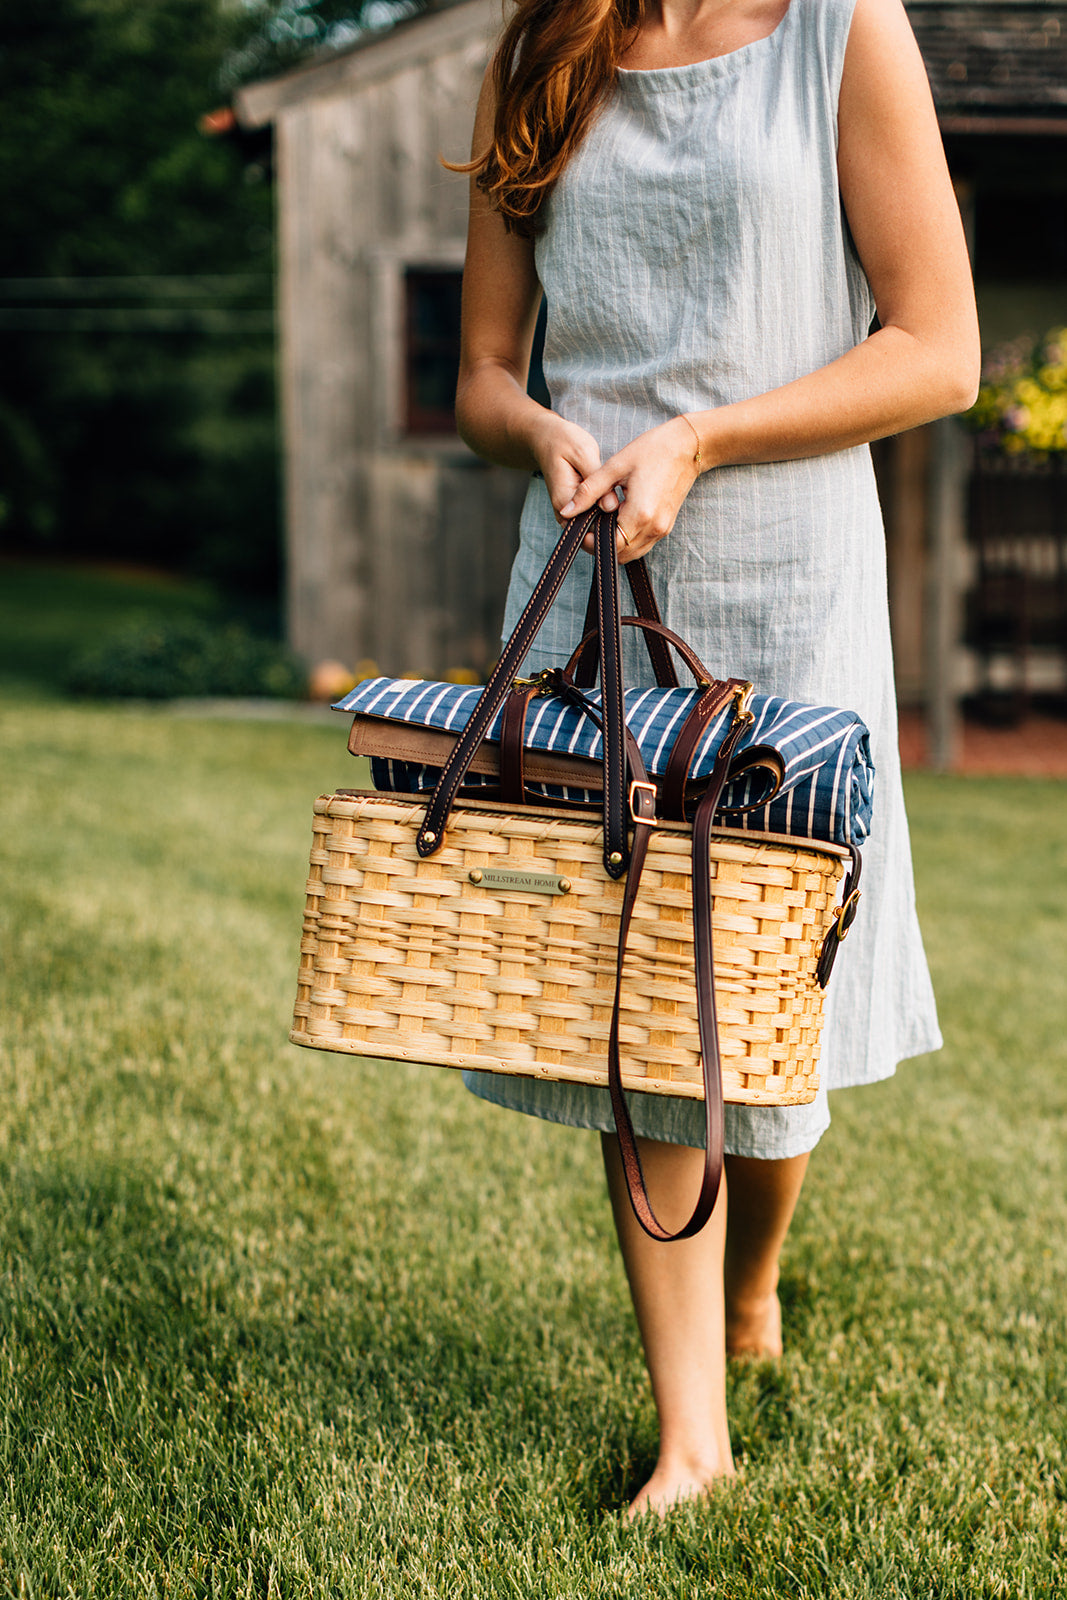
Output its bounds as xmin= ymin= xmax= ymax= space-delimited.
xmin=423 ymin=831 xmax=436 ymax=845
xmin=558 ymin=877 xmax=571 ymax=894
xmin=468 ymin=869 xmax=483 ymax=884
xmin=608 ymin=851 xmax=623 ymax=866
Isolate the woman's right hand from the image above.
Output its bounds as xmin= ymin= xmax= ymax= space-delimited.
xmin=528 ymin=412 xmax=605 ymax=525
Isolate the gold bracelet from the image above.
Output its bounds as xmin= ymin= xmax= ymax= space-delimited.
xmin=680 ymin=413 xmax=703 ymax=473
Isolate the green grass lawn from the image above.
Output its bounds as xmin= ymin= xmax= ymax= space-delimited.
xmin=0 ymin=698 xmax=1064 ymax=1597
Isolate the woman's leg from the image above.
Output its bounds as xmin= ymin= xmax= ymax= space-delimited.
xmin=602 ymin=1138 xmax=812 ymax=1513
xmin=601 ymin=1133 xmax=735 ymax=1516
xmin=722 ymin=1153 xmax=809 ymax=1358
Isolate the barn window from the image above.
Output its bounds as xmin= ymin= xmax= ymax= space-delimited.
xmin=403 ymin=267 xmax=550 ymax=435
xmin=404 ymin=268 xmax=463 ymax=435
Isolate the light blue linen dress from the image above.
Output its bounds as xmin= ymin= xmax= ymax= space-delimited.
xmin=465 ymin=0 xmax=942 ymax=1158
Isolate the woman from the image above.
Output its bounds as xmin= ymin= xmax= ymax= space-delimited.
xmin=453 ymin=0 xmax=979 ymax=1517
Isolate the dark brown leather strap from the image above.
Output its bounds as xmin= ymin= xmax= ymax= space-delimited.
xmin=498 ymin=684 xmax=542 ymax=806
xmin=606 ymin=697 xmax=754 ymax=1241
xmin=714 ymin=745 xmax=786 ymax=815
xmin=816 ymin=844 xmax=863 ymax=987
xmin=575 ymin=561 xmax=600 ymax=690
xmin=625 ymin=557 xmax=673 ymax=655
xmin=593 ymin=508 xmax=629 ymax=878
xmin=576 ymin=558 xmax=681 ymax=690
xmin=565 ymin=615 xmax=724 ymax=691
xmin=420 ymin=507 xmax=634 ymax=880
xmin=660 ymin=680 xmax=748 ymax=820
xmin=417 ymin=508 xmax=598 ymax=857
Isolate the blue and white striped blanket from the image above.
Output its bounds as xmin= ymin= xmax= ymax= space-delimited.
xmin=336 ymin=677 xmax=874 ymax=847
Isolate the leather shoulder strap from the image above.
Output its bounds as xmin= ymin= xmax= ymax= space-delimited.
xmin=606 ymin=695 xmax=754 ymax=1241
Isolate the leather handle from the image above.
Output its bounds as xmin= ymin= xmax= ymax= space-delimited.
xmin=565 ymin=615 xmax=725 ymax=692
xmin=418 ymin=506 xmax=632 ymax=881
xmin=575 ymin=557 xmax=680 ymax=690
xmin=416 ymin=508 xmax=599 ymax=856
xmin=593 ymin=508 xmax=630 ymax=877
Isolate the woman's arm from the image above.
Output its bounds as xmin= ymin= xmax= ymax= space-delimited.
xmin=454 ymin=75 xmax=606 ymax=515
xmin=561 ymin=0 xmax=981 ymax=556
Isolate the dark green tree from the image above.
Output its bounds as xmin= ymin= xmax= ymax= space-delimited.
xmin=0 ymin=0 xmax=279 ymax=595
xmin=0 ymin=0 xmax=429 ymax=600
xmin=223 ymin=1 xmax=426 ymax=89
xmin=0 ymin=0 xmax=257 ymax=278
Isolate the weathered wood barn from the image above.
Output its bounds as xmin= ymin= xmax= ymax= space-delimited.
xmin=234 ymin=0 xmax=514 ymax=684
xmin=233 ymin=0 xmax=1067 ymax=751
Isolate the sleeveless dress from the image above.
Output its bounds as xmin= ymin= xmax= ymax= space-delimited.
xmin=464 ymin=0 xmax=942 ymax=1158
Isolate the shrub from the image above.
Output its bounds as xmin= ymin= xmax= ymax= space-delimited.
xmin=965 ymin=325 xmax=1067 ymax=460
xmin=65 ymin=616 xmax=308 ymax=699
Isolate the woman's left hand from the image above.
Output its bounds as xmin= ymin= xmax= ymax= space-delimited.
xmin=558 ymin=415 xmax=704 ymax=562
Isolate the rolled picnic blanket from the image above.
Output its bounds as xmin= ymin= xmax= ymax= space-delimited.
xmin=336 ymin=677 xmax=874 ymax=848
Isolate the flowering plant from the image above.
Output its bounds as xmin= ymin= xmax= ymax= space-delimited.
xmin=965 ymin=326 xmax=1067 ymax=460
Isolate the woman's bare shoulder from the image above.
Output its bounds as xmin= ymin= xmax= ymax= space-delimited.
xmin=840 ymin=0 xmax=934 ymax=110
xmin=835 ymin=0 xmax=979 ymax=389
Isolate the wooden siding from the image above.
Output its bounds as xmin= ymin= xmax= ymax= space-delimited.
xmin=273 ymin=1 xmax=524 ymax=678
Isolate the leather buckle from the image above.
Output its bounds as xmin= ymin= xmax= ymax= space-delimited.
xmin=628 ymin=779 xmax=658 ymax=825
xmin=833 ymin=888 xmax=862 ymax=942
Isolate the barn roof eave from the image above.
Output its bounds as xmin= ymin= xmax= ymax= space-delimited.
xmin=906 ymin=2 xmax=1067 ymax=120
xmin=232 ymin=0 xmax=497 ymax=131
xmin=232 ymin=1 xmax=1067 ymax=132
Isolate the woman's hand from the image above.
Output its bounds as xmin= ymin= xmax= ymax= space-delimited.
xmin=527 ymin=411 xmax=606 ymax=523
xmin=558 ymin=415 xmax=703 ymax=561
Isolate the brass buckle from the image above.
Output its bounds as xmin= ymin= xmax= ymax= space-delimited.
xmin=512 ymin=669 xmax=555 ymax=693
xmin=732 ymin=680 xmax=756 ymax=726
xmin=628 ymin=779 xmax=658 ymax=824
xmin=833 ymin=888 xmax=862 ymax=942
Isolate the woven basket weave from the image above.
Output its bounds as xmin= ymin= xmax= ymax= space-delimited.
xmin=290 ymin=791 xmax=849 ymax=1106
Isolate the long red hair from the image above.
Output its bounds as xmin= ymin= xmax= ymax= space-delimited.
xmin=456 ymin=0 xmax=644 ymax=235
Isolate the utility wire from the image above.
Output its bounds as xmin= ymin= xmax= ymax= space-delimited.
xmin=0 ymin=309 xmax=274 ymax=333
xmin=0 ymin=275 xmax=273 ymax=300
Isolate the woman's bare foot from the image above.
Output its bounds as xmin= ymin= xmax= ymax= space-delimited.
xmin=626 ymin=1458 xmax=737 ymax=1521
xmin=725 ymin=1288 xmax=782 ymax=1359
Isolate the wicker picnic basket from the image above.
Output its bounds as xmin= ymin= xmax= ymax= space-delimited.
xmin=291 ymin=790 xmax=847 ymax=1107
xmin=289 ymin=510 xmax=863 ymax=1239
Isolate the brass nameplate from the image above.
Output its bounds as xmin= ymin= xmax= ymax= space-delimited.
xmin=468 ymin=868 xmax=571 ymax=895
